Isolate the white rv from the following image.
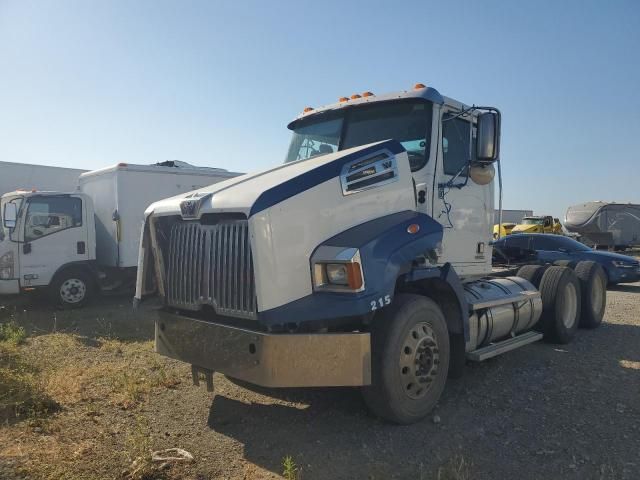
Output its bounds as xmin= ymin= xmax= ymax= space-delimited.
xmin=0 ymin=163 xmax=241 ymax=307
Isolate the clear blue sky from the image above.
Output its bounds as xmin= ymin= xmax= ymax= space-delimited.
xmin=1 ymin=0 xmax=638 ymax=219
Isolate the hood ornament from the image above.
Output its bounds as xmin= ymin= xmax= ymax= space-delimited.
xmin=180 ymin=193 xmax=212 ymax=219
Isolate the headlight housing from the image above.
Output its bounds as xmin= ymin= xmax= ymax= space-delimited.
xmin=312 ymin=247 xmax=365 ymax=292
xmin=0 ymin=251 xmax=14 ymax=279
xmin=611 ymin=260 xmax=633 ymax=268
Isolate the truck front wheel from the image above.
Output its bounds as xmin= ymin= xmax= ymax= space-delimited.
xmin=362 ymin=294 xmax=450 ymax=424
xmin=50 ymin=269 xmax=93 ymax=309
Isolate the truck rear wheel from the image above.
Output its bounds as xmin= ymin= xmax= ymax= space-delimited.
xmin=516 ymin=264 xmax=548 ymax=288
xmin=50 ymin=269 xmax=93 ymax=309
xmin=362 ymin=294 xmax=450 ymax=424
xmin=574 ymin=261 xmax=607 ymax=329
xmin=537 ymin=266 xmax=581 ymax=344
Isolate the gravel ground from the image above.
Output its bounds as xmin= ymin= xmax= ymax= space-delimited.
xmin=1 ymin=279 xmax=639 ymax=479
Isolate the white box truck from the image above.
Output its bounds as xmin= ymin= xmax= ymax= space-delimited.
xmin=135 ymin=84 xmax=609 ymax=424
xmin=0 ymin=162 xmax=241 ymax=307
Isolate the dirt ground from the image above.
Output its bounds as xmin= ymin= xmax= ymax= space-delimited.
xmin=1 ymin=277 xmax=639 ymax=480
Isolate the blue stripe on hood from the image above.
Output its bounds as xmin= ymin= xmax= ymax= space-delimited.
xmin=249 ymin=140 xmax=405 ymax=217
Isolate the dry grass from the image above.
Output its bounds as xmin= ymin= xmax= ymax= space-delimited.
xmin=0 ymin=322 xmax=184 ymax=480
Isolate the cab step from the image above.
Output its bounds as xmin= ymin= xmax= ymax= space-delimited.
xmin=466 ymin=331 xmax=543 ymax=362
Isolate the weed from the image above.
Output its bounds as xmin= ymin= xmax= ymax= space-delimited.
xmin=282 ymin=455 xmax=299 ymax=480
xmin=0 ymin=320 xmax=26 ymax=345
xmin=437 ymin=454 xmax=472 ymax=480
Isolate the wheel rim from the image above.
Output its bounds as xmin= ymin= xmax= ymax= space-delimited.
xmin=399 ymin=322 xmax=440 ymax=400
xmin=60 ymin=278 xmax=86 ymax=304
xmin=561 ymin=282 xmax=578 ymax=328
xmin=590 ymin=274 xmax=604 ymax=314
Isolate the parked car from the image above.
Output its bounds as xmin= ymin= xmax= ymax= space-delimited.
xmin=492 ymin=233 xmax=640 ymax=285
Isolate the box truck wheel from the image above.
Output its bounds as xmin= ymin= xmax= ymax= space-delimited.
xmin=50 ymin=268 xmax=93 ymax=309
xmin=574 ymin=261 xmax=607 ymax=329
xmin=362 ymin=294 xmax=449 ymax=424
xmin=537 ymin=266 xmax=581 ymax=344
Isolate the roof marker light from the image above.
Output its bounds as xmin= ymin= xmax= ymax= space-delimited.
xmin=303 ymin=107 xmax=314 ymax=113
xmin=350 ymin=94 xmax=361 ymax=99
xmin=339 ymin=97 xmax=349 ymax=103
xmin=407 ymin=223 xmax=420 ymax=234
xmin=362 ymin=91 xmax=374 ymax=97
xmin=413 ymin=83 xmax=427 ymax=90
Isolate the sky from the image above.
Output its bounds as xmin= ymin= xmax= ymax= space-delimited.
xmin=0 ymin=0 xmax=639 ymax=220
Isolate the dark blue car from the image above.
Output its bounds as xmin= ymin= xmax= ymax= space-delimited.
xmin=492 ymin=234 xmax=640 ymax=285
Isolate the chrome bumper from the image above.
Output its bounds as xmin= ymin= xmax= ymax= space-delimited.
xmin=155 ymin=310 xmax=372 ymax=387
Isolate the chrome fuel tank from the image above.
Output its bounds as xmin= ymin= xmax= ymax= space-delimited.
xmin=464 ymin=277 xmax=543 ymax=351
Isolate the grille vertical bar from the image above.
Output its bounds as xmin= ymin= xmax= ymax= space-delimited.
xmin=165 ymin=220 xmax=257 ymax=319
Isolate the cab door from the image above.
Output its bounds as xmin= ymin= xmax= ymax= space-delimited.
xmin=19 ymin=195 xmax=89 ymax=288
xmin=431 ymin=106 xmax=493 ymax=276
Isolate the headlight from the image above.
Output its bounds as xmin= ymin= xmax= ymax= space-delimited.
xmin=0 ymin=251 xmax=14 ymax=267
xmin=326 ymin=264 xmax=349 ymax=285
xmin=0 ymin=266 xmax=12 ymax=279
xmin=611 ymin=260 xmax=633 ymax=268
xmin=311 ymin=247 xmax=365 ymax=292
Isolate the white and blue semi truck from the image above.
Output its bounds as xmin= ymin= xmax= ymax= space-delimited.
xmin=135 ymin=85 xmax=608 ymax=424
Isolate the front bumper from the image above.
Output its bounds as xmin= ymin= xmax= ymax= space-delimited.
xmin=155 ymin=310 xmax=372 ymax=387
xmin=0 ymin=279 xmax=20 ymax=295
xmin=612 ymin=267 xmax=640 ymax=284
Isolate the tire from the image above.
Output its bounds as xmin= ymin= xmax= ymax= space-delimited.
xmin=553 ymin=259 xmax=577 ymax=269
xmin=362 ymin=294 xmax=450 ymax=424
xmin=49 ymin=269 xmax=94 ymax=309
xmin=516 ymin=264 xmax=548 ymax=288
xmin=537 ymin=266 xmax=581 ymax=344
xmin=574 ymin=261 xmax=607 ymax=329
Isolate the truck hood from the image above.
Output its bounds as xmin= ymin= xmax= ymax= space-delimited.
xmin=146 ymin=141 xmax=400 ymax=218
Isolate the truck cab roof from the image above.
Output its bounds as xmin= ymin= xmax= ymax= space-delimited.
xmin=288 ymin=84 xmax=472 ymax=129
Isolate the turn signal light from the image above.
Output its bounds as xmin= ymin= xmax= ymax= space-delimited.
xmin=413 ymin=83 xmax=427 ymax=89
xmin=407 ymin=223 xmax=421 ymax=234
xmin=362 ymin=91 xmax=374 ymax=97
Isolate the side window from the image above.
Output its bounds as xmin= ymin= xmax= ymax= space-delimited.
xmin=25 ymin=197 xmax=83 ymax=242
xmin=531 ymin=236 xmax=556 ymax=251
xmin=442 ymin=114 xmax=472 ymax=176
xmin=504 ymin=236 xmax=531 ymax=250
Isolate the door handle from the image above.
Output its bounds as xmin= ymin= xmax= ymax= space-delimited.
xmin=77 ymin=241 xmax=86 ymax=255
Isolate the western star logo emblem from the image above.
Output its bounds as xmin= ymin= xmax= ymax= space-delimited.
xmin=180 ymin=200 xmax=198 ymax=217
xmin=180 ymin=193 xmax=212 ymax=218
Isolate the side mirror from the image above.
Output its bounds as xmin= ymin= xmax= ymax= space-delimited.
xmin=3 ymin=203 xmax=17 ymax=229
xmin=476 ymin=112 xmax=500 ymax=162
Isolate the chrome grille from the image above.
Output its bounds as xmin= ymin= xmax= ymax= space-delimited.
xmin=166 ymin=220 xmax=257 ymax=319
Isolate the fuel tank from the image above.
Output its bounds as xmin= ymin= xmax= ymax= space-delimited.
xmin=464 ymin=276 xmax=543 ymax=351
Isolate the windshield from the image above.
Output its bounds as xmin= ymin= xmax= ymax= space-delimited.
xmin=285 ymin=100 xmax=433 ymax=171
xmin=0 ymin=196 xmax=23 ymax=241
xmin=522 ymin=218 xmax=543 ymax=225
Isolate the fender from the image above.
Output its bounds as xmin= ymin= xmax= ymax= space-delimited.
xmin=257 ymin=210 xmax=444 ymax=329
xmin=402 ymin=262 xmax=469 ymax=341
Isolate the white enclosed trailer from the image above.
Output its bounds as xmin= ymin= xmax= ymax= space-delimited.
xmin=0 ymin=160 xmax=87 ymax=196
xmin=0 ymin=163 xmax=241 ymax=306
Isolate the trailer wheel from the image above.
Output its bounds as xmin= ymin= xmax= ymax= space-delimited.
xmin=362 ymin=294 xmax=449 ymax=424
xmin=574 ymin=261 xmax=607 ymax=329
xmin=50 ymin=269 xmax=93 ymax=309
xmin=537 ymin=266 xmax=581 ymax=344
xmin=516 ymin=264 xmax=548 ymax=288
